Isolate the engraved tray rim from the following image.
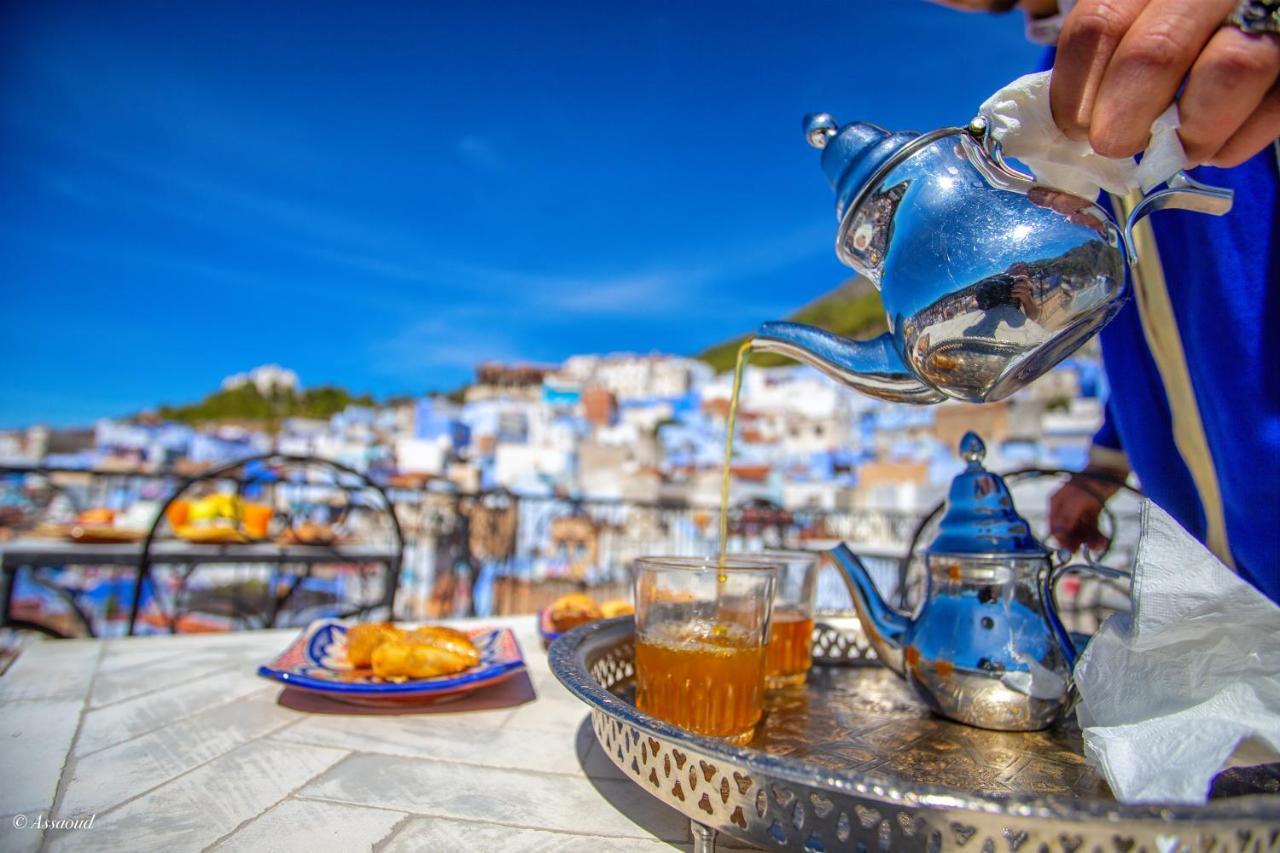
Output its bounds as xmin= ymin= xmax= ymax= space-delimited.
xmin=549 ymin=616 xmax=1280 ymax=838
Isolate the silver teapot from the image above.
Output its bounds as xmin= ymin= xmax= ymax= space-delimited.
xmin=828 ymin=433 xmax=1125 ymax=731
xmin=752 ymin=114 xmax=1234 ymax=404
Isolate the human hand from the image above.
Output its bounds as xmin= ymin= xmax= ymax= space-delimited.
xmin=1051 ymin=0 xmax=1280 ymax=167
xmin=1011 ymin=279 xmax=1041 ymax=319
xmin=1048 ymin=472 xmax=1123 ymax=553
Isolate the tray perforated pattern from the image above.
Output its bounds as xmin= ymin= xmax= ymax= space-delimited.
xmin=555 ymin=618 xmax=1280 ymax=852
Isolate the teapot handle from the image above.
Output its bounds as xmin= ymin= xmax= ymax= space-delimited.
xmin=1042 ymin=548 xmax=1131 ymax=670
xmin=965 ymin=116 xmax=1038 ymax=188
xmin=1123 ymin=173 xmax=1234 ymax=263
xmin=965 ymin=115 xmax=1236 ymax=264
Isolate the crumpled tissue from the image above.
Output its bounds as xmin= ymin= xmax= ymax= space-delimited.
xmin=979 ymin=70 xmax=1186 ymax=200
xmin=1074 ymin=500 xmax=1280 ymax=804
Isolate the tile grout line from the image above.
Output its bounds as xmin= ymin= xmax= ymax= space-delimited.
xmin=73 ymin=681 xmax=278 ymax=761
xmin=86 ymin=654 xmax=264 ymax=712
xmin=88 ymin=653 xmax=243 ymax=706
xmin=362 ymin=808 xmax=686 ymax=847
xmin=49 ymin=710 xmax=307 ymax=827
xmin=29 ymin=631 xmax=599 ymax=850
xmin=87 ymin=645 xmax=192 ymax=680
xmin=294 ymin=791 xmax=687 ymax=845
xmin=40 ymin=639 xmax=108 ymax=853
xmin=197 ymin=748 xmax=361 ymax=853
xmin=265 ymin=733 xmax=604 ymax=780
xmin=279 ymin=784 xmax=409 ymax=819
xmin=369 ymin=811 xmax=418 ymax=853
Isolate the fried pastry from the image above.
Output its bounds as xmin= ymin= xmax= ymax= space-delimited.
xmin=600 ymin=599 xmax=634 ymax=619
xmin=371 ymin=637 xmax=478 ymax=679
xmin=406 ymin=626 xmax=481 ymax=667
xmin=348 ymin=621 xmax=480 ymax=679
xmin=549 ymin=593 xmax=603 ymax=633
xmin=346 ymin=623 xmax=403 ymax=668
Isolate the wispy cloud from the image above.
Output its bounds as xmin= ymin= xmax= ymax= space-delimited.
xmin=0 ymin=222 xmax=425 ymax=316
xmin=370 ymin=311 xmax=522 ymax=379
xmin=443 ymin=223 xmax=830 ymax=317
xmin=456 ymin=135 xmax=508 ymax=174
xmin=8 ymin=80 xmax=832 ymax=391
xmin=7 ymin=117 xmax=428 ymax=264
xmin=10 ymin=111 xmax=829 ymax=322
xmin=364 ymin=222 xmax=832 ymax=380
xmin=548 ymin=274 xmax=676 ymax=312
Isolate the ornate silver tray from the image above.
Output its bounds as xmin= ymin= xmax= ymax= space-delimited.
xmin=549 ymin=616 xmax=1280 ymax=852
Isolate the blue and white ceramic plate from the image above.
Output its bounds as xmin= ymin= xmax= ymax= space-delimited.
xmin=537 ymin=607 xmax=561 ymax=649
xmin=258 ymin=619 xmax=526 ymax=706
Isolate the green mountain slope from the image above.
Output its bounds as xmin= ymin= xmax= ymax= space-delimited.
xmin=696 ymin=276 xmax=886 ymax=371
xmin=156 ymin=384 xmax=375 ymax=425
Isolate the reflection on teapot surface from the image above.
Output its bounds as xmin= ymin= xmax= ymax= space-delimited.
xmin=754 ymin=113 xmax=1230 ymax=405
xmin=826 ymin=433 xmax=1106 ymax=731
xmin=901 ymin=239 xmax=1126 ymax=401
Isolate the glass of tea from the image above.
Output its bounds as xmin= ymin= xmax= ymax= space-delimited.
xmin=633 ymin=556 xmax=778 ymax=745
xmin=751 ymin=549 xmax=820 ymax=689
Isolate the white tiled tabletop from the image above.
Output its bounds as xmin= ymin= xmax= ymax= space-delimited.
xmin=0 ymin=617 xmax=761 ymax=852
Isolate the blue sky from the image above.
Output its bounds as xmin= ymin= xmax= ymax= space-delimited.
xmin=1 ymin=1 xmax=1040 ymax=427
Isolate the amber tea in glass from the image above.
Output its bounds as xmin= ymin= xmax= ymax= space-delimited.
xmin=633 ymin=557 xmax=777 ymax=744
xmin=748 ymin=550 xmax=819 ymax=689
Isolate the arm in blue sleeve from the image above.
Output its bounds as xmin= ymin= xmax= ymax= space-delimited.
xmin=1093 ymin=400 xmax=1121 ymax=451
xmin=1088 ymin=400 xmax=1129 ymax=471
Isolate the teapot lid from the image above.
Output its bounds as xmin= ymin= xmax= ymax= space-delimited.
xmin=803 ymin=113 xmax=918 ymax=223
xmin=928 ymin=432 xmax=1048 ymax=557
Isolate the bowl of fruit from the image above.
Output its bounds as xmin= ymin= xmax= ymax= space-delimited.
xmin=66 ymin=508 xmax=147 ymax=544
xmin=167 ymin=494 xmax=273 ymax=544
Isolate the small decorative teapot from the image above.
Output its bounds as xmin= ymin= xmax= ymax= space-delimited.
xmin=828 ymin=432 xmax=1125 ymax=731
xmin=752 ymin=114 xmax=1234 ymax=404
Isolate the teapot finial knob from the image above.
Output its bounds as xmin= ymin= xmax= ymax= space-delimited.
xmin=804 ymin=113 xmax=838 ymax=149
xmin=959 ymin=432 xmax=986 ymax=465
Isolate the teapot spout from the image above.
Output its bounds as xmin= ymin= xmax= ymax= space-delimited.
xmin=754 ymin=322 xmax=945 ymax=404
xmin=827 ymin=543 xmax=911 ymax=675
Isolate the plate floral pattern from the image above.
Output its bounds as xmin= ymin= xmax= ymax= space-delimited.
xmin=257 ymin=619 xmax=525 ymax=706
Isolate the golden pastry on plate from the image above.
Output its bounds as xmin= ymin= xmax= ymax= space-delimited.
xmin=346 ymin=622 xmax=404 ymax=668
xmin=407 ymin=625 xmax=481 ymax=666
xmin=345 ymin=622 xmax=480 ymax=680
xmin=259 ymin=618 xmax=523 ymax=706
xmin=548 ymin=593 xmax=604 ymax=633
xmin=600 ymin=599 xmax=635 ymax=619
xmin=371 ymin=636 xmax=480 ymax=679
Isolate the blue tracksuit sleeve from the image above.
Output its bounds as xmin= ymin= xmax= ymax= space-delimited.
xmin=1092 ymin=401 xmax=1122 ymax=451
xmin=1089 ymin=401 xmax=1129 ymax=471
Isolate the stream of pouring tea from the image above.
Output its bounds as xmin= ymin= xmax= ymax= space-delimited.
xmin=718 ymin=339 xmax=753 ymax=570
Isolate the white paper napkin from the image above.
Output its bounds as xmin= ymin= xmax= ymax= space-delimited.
xmin=979 ymin=71 xmax=1186 ymax=200
xmin=1073 ymin=500 xmax=1280 ymax=804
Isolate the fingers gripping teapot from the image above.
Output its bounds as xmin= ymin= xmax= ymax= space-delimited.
xmin=753 ymin=114 xmax=1234 ymax=404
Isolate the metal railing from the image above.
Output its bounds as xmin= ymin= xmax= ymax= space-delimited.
xmin=1 ymin=463 xmax=1139 ymax=635
xmin=388 ymin=489 xmax=921 ymax=620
